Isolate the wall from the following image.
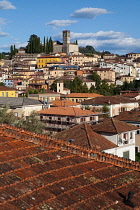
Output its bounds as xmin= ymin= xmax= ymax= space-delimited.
xmin=0 ymin=90 xmax=16 ymax=97
xmin=104 ymin=144 xmax=135 ymax=161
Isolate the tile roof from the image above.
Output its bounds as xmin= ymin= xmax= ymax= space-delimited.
xmin=51 ymin=99 xmax=80 ymax=107
xmin=120 ymin=93 xmax=139 ymax=98
xmin=115 ymin=110 xmax=140 ymax=122
xmin=92 ymin=118 xmax=139 ymax=134
xmin=66 ymin=93 xmax=103 ymax=98
xmin=0 ymin=124 xmax=139 ymax=209
xmin=37 ymin=107 xmax=97 ymax=116
xmin=0 ymin=86 xmax=17 ymax=91
xmin=81 ymin=95 xmax=137 ymax=105
xmin=55 ymin=123 xmax=117 ymax=151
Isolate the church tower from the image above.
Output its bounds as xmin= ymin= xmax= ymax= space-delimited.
xmin=63 ymin=30 xmax=70 ymax=45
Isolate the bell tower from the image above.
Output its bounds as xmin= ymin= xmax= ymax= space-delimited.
xmin=63 ymin=30 xmax=70 ymax=45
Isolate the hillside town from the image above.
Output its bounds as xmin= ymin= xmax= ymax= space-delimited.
xmin=0 ymin=30 xmax=140 ymax=209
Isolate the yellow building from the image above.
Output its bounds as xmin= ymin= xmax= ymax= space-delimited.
xmin=37 ymin=56 xmax=61 ymax=68
xmin=0 ymin=59 xmax=5 ymax=67
xmin=0 ymin=86 xmax=17 ymax=97
xmin=120 ymin=75 xmax=135 ymax=83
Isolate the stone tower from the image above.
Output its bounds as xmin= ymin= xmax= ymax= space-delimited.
xmin=62 ymin=30 xmax=70 ymax=54
xmin=63 ymin=30 xmax=70 ymax=45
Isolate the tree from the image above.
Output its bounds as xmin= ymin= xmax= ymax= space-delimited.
xmin=0 ymin=105 xmax=16 ymax=124
xmin=48 ymin=37 xmax=53 ymax=53
xmin=46 ymin=37 xmax=49 ymax=53
xmin=90 ymin=72 xmax=101 ymax=88
xmin=136 ymin=152 xmax=140 ymax=162
xmin=89 ymin=85 xmax=96 ymax=93
xmin=50 ymin=80 xmax=58 ymax=92
xmin=43 ymin=36 xmax=46 ymax=53
xmin=0 ymin=82 xmax=5 ymax=86
xmin=15 ymin=112 xmax=45 ymax=134
xmin=26 ymin=34 xmax=41 ymax=53
xmin=102 ymin=104 xmax=110 ymax=118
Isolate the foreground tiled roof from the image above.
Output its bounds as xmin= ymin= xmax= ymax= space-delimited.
xmin=115 ymin=110 xmax=140 ymax=122
xmin=55 ymin=123 xmax=117 ymax=151
xmin=0 ymin=124 xmax=140 ymax=209
xmin=81 ymin=95 xmax=137 ymax=105
xmin=92 ymin=118 xmax=139 ymax=134
xmin=37 ymin=106 xmax=97 ymax=116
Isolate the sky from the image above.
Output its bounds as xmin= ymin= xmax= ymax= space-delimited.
xmin=0 ymin=0 xmax=140 ymax=55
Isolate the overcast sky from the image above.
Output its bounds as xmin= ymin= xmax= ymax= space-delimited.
xmin=0 ymin=0 xmax=140 ymax=55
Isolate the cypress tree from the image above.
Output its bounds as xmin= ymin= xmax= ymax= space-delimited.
xmin=43 ymin=36 xmax=46 ymax=53
xmin=46 ymin=37 xmax=49 ymax=54
xmin=49 ymin=37 xmax=53 ymax=53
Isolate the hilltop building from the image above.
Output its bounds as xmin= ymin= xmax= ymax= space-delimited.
xmin=53 ymin=30 xmax=79 ymax=54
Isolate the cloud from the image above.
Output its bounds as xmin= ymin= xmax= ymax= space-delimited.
xmin=78 ymin=37 xmax=140 ymax=54
xmin=70 ymin=31 xmax=126 ymax=40
xmin=0 ymin=42 xmax=27 ymax=51
xmin=0 ymin=0 xmax=16 ymax=10
xmin=46 ymin=19 xmax=77 ymax=27
xmin=0 ymin=18 xmax=6 ymax=25
xmin=0 ymin=31 xmax=8 ymax=36
xmin=70 ymin=7 xmax=111 ymax=19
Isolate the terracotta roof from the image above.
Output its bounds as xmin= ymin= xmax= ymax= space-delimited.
xmin=115 ymin=110 xmax=140 ymax=122
xmin=92 ymin=118 xmax=139 ymax=134
xmin=0 ymin=86 xmax=17 ymax=91
xmin=121 ymin=93 xmax=139 ymax=98
xmin=37 ymin=106 xmax=97 ymax=116
xmin=93 ymin=67 xmax=113 ymax=71
xmin=55 ymin=123 xmax=117 ymax=150
xmin=51 ymin=99 xmax=80 ymax=107
xmin=0 ymin=124 xmax=139 ymax=209
xmin=66 ymin=93 xmax=103 ymax=98
xmin=81 ymin=95 xmax=137 ymax=105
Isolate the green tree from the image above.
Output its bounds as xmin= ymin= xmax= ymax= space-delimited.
xmin=15 ymin=112 xmax=45 ymax=134
xmin=90 ymin=72 xmax=101 ymax=88
xmin=0 ymin=82 xmax=5 ymax=86
xmin=26 ymin=34 xmax=41 ymax=53
xmin=136 ymin=153 xmax=140 ymax=162
xmin=43 ymin=36 xmax=46 ymax=53
xmin=102 ymin=104 xmax=110 ymax=118
xmin=48 ymin=37 xmax=53 ymax=53
xmin=46 ymin=37 xmax=49 ymax=53
xmin=50 ymin=80 xmax=58 ymax=92
xmin=0 ymin=105 xmax=16 ymax=124
xmin=89 ymin=85 xmax=96 ymax=93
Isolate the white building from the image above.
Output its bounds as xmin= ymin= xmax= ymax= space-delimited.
xmin=92 ymin=118 xmax=138 ymax=161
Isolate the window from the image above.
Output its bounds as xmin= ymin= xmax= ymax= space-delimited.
xmin=2 ymin=92 xmax=4 ymax=97
xmin=123 ymin=151 xmax=129 ymax=159
xmin=123 ymin=133 xmax=127 ymax=140
xmin=130 ymin=132 xmax=133 ymax=139
xmin=6 ymin=92 xmax=8 ymax=97
xmin=14 ymin=112 xmax=18 ymax=117
xmin=90 ymin=117 xmax=93 ymax=121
